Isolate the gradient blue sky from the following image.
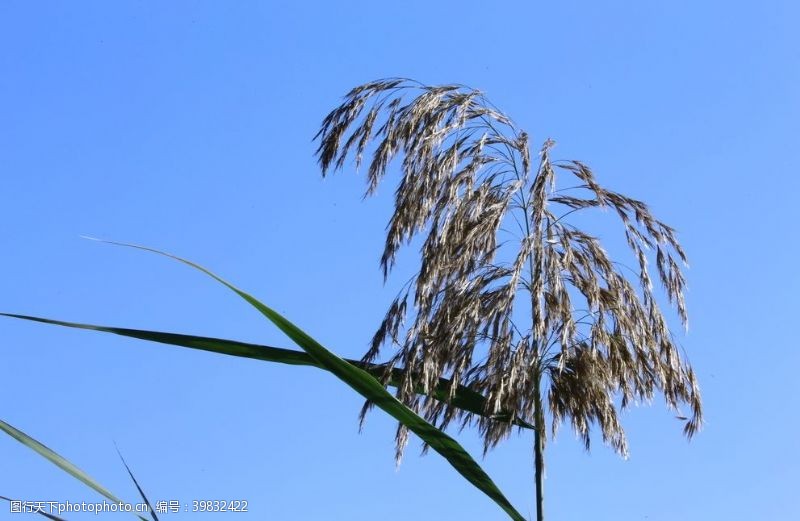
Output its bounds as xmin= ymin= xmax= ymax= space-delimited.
xmin=1 ymin=1 xmax=798 ymax=520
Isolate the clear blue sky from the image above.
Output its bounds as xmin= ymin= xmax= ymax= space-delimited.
xmin=1 ymin=1 xmax=798 ymax=519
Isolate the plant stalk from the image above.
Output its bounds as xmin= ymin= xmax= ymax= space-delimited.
xmin=521 ymin=169 xmax=546 ymax=521
xmin=533 ymin=367 xmax=545 ymax=521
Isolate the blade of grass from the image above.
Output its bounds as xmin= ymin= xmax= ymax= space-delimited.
xmin=88 ymin=239 xmax=526 ymax=521
xmin=0 ymin=420 xmax=149 ymax=521
xmin=115 ymin=447 xmax=159 ymax=521
xmin=0 ymin=313 xmax=532 ymax=430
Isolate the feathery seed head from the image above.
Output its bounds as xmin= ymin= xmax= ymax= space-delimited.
xmin=315 ymin=78 xmax=702 ymax=460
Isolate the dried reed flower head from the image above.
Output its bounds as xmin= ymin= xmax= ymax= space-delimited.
xmin=315 ymin=78 xmax=702 ymax=462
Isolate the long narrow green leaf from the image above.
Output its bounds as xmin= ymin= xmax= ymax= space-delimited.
xmin=0 ymin=313 xmax=532 ymax=430
xmin=0 ymin=420 xmax=148 ymax=521
xmin=90 ymin=240 xmax=526 ymax=521
xmin=115 ymin=447 xmax=159 ymax=521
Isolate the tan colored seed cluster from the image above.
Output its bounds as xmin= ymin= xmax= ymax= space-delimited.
xmin=316 ymin=78 xmax=702 ymax=463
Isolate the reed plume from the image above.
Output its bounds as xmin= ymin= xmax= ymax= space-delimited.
xmin=315 ymin=78 xmax=701 ymax=520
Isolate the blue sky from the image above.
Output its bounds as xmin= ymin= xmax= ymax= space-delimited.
xmin=1 ymin=1 xmax=798 ymax=519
